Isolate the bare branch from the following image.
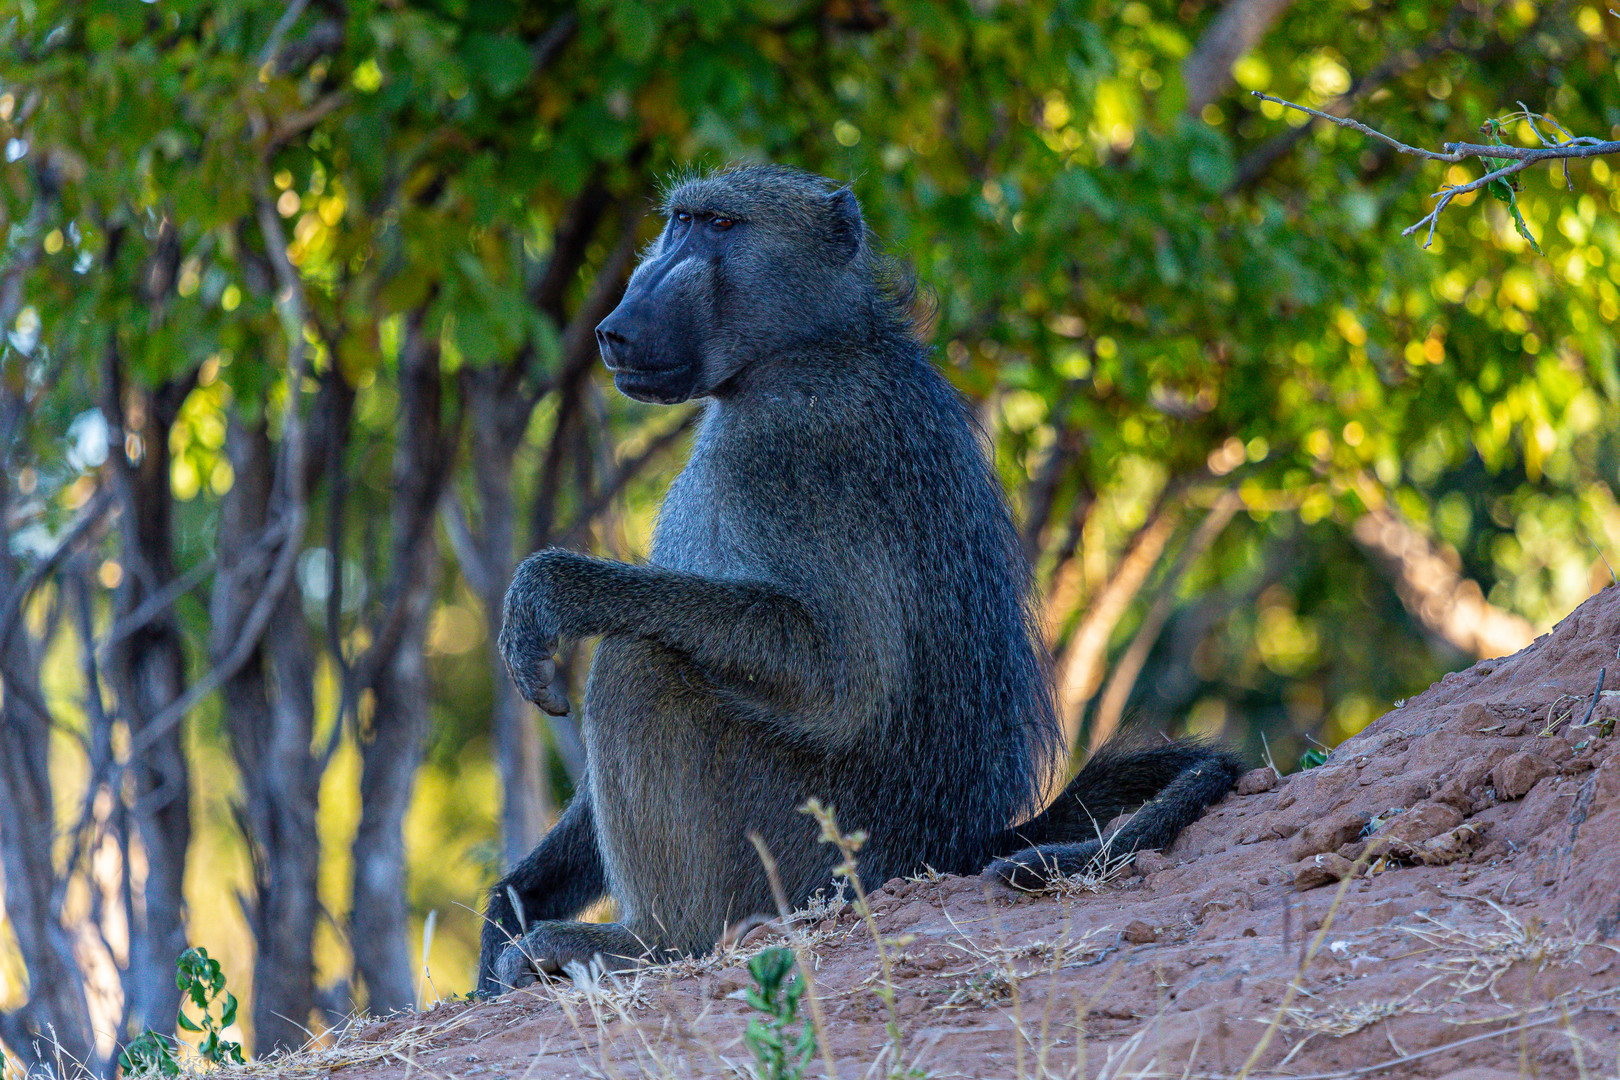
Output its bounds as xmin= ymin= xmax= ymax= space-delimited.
xmin=1183 ymin=0 xmax=1298 ymax=116
xmin=1252 ymin=91 xmax=1620 ymax=246
xmin=257 ymin=0 xmax=311 ymax=67
xmin=559 ymin=409 xmax=699 ymax=549
xmin=440 ymin=495 xmax=494 ymax=599
xmin=1251 ymin=92 xmax=1469 ymax=160
xmin=96 ymin=555 xmax=214 ymax=659
xmin=0 ymin=487 xmax=113 ymax=657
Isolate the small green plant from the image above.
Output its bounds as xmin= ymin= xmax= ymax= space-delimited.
xmin=175 ymin=947 xmax=245 ymax=1066
xmin=742 ymin=948 xmax=816 ymax=1080
xmin=118 ymin=1032 xmax=180 ymax=1078
xmin=119 ymin=947 xmax=244 ymax=1076
xmin=1298 ymin=747 xmax=1328 ymax=770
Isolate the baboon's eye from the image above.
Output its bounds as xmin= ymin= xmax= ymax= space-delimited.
xmin=674 ymin=210 xmax=692 ymax=224
xmin=710 ymin=216 xmax=735 ymax=231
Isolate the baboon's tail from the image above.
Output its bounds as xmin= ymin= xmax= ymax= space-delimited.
xmin=984 ymin=739 xmax=1244 ymax=890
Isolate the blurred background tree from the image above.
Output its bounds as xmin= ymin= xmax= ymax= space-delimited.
xmin=0 ymin=0 xmax=1616 ymax=1071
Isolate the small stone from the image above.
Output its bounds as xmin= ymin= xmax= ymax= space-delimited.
xmin=1236 ymin=768 xmax=1278 ymax=795
xmin=1379 ymin=802 xmax=1465 ymax=847
xmin=1430 ymin=779 xmax=1472 ymax=813
xmin=1294 ymin=852 xmax=1355 ymax=891
xmin=1411 ymin=821 xmax=1490 ymax=866
xmin=1123 ymin=920 xmax=1157 ymax=943
xmin=1287 ymin=810 xmax=1371 ymax=861
xmin=1491 ymin=752 xmax=1559 ymax=800
xmin=1133 ymin=850 xmax=1172 ymax=876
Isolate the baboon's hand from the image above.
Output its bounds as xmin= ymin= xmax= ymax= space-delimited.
xmin=493 ymin=924 xmax=599 ymax=990
xmin=500 ymin=552 xmax=571 ymax=716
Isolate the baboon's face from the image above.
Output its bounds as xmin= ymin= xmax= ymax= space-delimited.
xmin=594 ymin=208 xmax=738 ymax=404
xmin=595 ymin=170 xmax=864 ymax=404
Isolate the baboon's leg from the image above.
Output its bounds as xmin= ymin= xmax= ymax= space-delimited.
xmin=492 ymin=921 xmax=678 ymax=991
xmin=477 ymin=795 xmax=606 ymax=996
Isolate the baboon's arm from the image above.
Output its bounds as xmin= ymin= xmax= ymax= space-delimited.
xmin=476 ymin=794 xmax=605 ymax=996
xmin=502 ymin=549 xmax=840 ymax=716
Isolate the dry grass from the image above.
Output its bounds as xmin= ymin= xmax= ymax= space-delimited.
xmin=1400 ymin=900 xmax=1607 ymax=1001
xmin=45 ymin=859 xmax=1616 ymax=1080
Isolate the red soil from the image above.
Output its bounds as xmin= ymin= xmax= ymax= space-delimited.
xmin=289 ymin=585 xmax=1620 ymax=1080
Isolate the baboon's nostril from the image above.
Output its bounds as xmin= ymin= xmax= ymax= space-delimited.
xmin=595 ymin=326 xmax=629 ymax=361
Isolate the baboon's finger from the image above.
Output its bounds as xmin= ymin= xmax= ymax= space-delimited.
xmin=495 ymin=946 xmax=538 ymax=991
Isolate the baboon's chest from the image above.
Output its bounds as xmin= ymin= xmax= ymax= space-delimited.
xmin=650 ymin=489 xmax=758 ymax=578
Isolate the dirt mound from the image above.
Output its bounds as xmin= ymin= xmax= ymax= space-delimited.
xmin=261 ymin=586 xmax=1620 ymax=1079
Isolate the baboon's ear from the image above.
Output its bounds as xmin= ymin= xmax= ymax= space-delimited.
xmin=826 ymin=188 xmax=863 ymax=262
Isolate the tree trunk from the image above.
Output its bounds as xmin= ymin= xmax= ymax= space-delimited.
xmin=1182 ymin=0 xmax=1299 ymax=116
xmin=351 ymin=602 xmax=434 ymax=1014
xmin=0 ymin=536 xmax=98 ymax=1076
xmin=214 ymin=416 xmax=323 ymax=1053
xmin=350 ymin=325 xmax=456 ymax=1014
xmin=463 ymin=366 xmax=551 ymax=864
xmin=100 ymin=361 xmax=194 ymax=1039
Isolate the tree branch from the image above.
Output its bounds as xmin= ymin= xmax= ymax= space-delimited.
xmin=1351 ymin=503 xmax=1534 ymax=661
xmin=559 ymin=410 xmax=698 ymax=549
xmin=1089 ymin=488 xmax=1244 ymax=750
xmin=1183 ymin=0 xmax=1298 ymax=116
xmin=1251 ymin=91 xmax=1620 ymax=246
xmin=1052 ymin=475 xmax=1198 ymax=752
xmin=0 ymin=487 xmax=113 ymax=658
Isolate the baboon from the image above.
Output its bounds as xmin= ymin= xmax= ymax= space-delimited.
xmin=477 ymin=166 xmax=1241 ymax=993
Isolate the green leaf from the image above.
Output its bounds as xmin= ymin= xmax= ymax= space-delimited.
xmin=612 ymin=2 xmax=660 ymax=63
xmin=461 ymin=32 xmax=533 ymax=98
xmin=1506 ymin=199 xmax=1542 ymax=255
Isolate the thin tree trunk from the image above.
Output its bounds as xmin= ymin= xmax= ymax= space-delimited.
xmin=0 ymin=527 xmax=98 ymax=1076
xmin=447 ymin=177 xmax=642 ymax=864
xmin=352 ymin=596 xmax=435 ymax=1014
xmin=350 ymin=323 xmax=457 ymax=1014
xmin=214 ymin=416 xmax=322 ymax=1053
xmin=100 ymin=357 xmax=195 ymax=1039
xmin=1090 ymin=489 xmax=1244 ymax=749
xmin=1052 ymin=488 xmax=1186 ymax=753
xmin=458 ymin=366 xmax=551 ymax=864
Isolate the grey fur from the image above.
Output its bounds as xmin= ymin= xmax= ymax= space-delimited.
xmin=476 ymin=166 xmax=1240 ymax=994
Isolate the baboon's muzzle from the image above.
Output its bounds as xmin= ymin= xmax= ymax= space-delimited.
xmin=595 ymin=304 xmax=700 ymax=404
